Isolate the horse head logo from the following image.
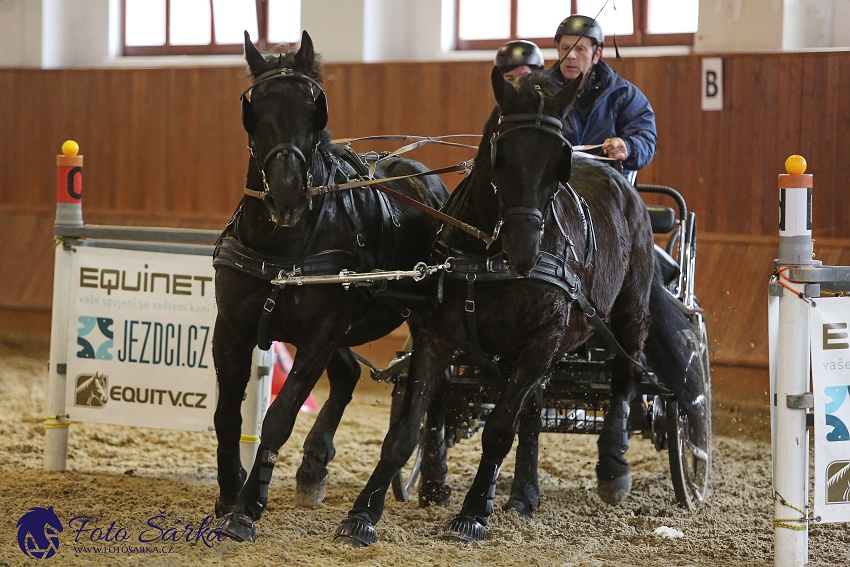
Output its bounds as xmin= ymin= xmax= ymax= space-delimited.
xmin=16 ymin=506 xmax=63 ymax=559
xmin=75 ymin=372 xmax=109 ymax=408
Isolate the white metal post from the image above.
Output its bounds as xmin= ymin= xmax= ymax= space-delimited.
xmin=44 ymin=241 xmax=72 ymax=471
xmin=45 ymin=141 xmax=84 ymax=471
xmin=772 ymin=156 xmax=814 ymax=566
xmin=240 ymin=346 xmax=273 ymax=473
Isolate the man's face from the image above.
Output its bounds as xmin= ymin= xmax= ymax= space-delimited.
xmin=502 ymin=65 xmax=533 ymax=84
xmin=556 ymin=35 xmax=601 ymax=85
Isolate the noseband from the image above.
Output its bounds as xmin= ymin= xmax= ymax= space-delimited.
xmin=488 ymin=85 xmax=573 ymax=245
xmin=241 ymin=68 xmax=328 ymax=200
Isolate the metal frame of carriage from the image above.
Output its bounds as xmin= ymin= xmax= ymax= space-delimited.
xmin=374 ymin=182 xmax=712 ymax=511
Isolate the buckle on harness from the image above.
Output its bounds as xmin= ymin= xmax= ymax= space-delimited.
xmin=465 ymin=300 xmax=475 ymax=313
xmin=263 ymin=298 xmax=276 ymax=312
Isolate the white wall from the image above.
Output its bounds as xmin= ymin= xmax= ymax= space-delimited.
xmin=0 ymin=0 xmax=849 ymax=69
xmin=0 ymin=0 xmax=42 ymax=66
xmin=695 ymin=0 xmax=845 ymax=52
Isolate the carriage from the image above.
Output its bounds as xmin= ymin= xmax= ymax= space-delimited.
xmin=376 ymin=182 xmax=712 ymax=511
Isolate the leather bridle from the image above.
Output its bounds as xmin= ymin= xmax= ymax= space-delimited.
xmin=488 ymin=85 xmax=573 ymax=246
xmin=240 ymin=67 xmax=329 ymax=200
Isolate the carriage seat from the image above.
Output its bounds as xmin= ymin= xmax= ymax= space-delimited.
xmin=645 ymin=204 xmax=680 ymax=289
xmin=646 ymin=204 xmax=676 ymax=234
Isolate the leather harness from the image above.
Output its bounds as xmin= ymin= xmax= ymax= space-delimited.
xmin=213 ymin=144 xmax=402 ymax=350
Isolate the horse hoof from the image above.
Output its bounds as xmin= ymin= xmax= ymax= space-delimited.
xmin=596 ymin=455 xmax=632 ymax=505
xmin=444 ymin=514 xmax=486 ymax=542
xmin=333 ymin=515 xmax=377 ymax=548
xmin=418 ymin=481 xmax=451 ymax=508
xmin=502 ymin=499 xmax=534 ymax=518
xmin=295 ymin=478 xmax=326 ymax=508
xmin=217 ymin=512 xmax=256 ymax=543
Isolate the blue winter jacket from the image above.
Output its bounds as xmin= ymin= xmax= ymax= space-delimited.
xmin=547 ymin=60 xmax=657 ymax=178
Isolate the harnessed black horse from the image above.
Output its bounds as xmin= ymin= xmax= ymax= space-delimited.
xmin=333 ymin=68 xmax=706 ymax=546
xmin=211 ymin=31 xmax=449 ymax=543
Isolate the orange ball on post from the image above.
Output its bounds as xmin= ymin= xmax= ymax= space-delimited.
xmin=784 ymin=154 xmax=807 ymax=175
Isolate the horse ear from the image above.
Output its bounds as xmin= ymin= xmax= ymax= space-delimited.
xmin=295 ymin=30 xmax=315 ymax=72
xmin=244 ymin=31 xmax=266 ymax=77
xmin=491 ymin=66 xmax=513 ymax=108
xmin=555 ymin=72 xmax=583 ymax=119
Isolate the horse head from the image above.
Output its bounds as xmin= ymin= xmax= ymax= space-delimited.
xmin=488 ymin=67 xmax=580 ymax=276
xmin=242 ymin=30 xmax=328 ymax=227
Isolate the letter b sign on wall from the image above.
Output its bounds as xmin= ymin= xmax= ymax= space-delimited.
xmin=701 ymin=57 xmax=723 ymax=111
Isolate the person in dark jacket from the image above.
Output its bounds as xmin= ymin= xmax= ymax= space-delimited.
xmin=495 ymin=39 xmax=544 ymax=84
xmin=548 ymin=15 xmax=657 ymax=180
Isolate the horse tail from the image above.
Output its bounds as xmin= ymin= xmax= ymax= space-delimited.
xmin=643 ymin=273 xmax=710 ymax=439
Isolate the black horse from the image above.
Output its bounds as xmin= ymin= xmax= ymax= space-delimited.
xmin=334 ymin=69 xmax=707 ymax=546
xmin=212 ymin=31 xmax=449 ymax=543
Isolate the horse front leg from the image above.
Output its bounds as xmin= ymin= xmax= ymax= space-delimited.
xmin=445 ymin=357 xmax=550 ymax=542
xmin=334 ymin=328 xmax=453 ymax=548
xmin=218 ymin=339 xmax=337 ymax=543
xmin=295 ymin=346 xmax=361 ymax=508
xmin=212 ymin=319 xmax=254 ymax=519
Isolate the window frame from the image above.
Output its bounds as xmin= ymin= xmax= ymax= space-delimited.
xmin=455 ymin=0 xmax=695 ymax=51
xmin=122 ymin=0 xmax=277 ymax=56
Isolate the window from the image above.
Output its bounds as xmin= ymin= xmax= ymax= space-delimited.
xmin=123 ymin=0 xmax=301 ymax=56
xmin=456 ymin=0 xmax=698 ymax=50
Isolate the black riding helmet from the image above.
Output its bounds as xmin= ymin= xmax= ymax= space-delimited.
xmin=554 ymin=15 xmax=604 ymax=47
xmin=494 ymin=40 xmax=544 ymax=72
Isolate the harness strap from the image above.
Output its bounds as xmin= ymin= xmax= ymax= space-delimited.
xmin=257 ymin=287 xmax=281 ymax=351
xmin=213 ymin=236 xmax=358 ymax=281
xmin=441 ymin=251 xmax=647 ymax=372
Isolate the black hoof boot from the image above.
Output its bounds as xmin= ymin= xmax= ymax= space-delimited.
xmin=333 ymin=514 xmax=378 ymax=548
xmin=217 ymin=512 xmax=257 ymax=543
xmin=597 ymin=399 xmax=632 ymax=505
xmin=418 ymin=481 xmax=452 ymax=508
xmin=444 ymin=514 xmax=486 ymax=542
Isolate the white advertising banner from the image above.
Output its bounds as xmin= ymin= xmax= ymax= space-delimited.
xmin=810 ymin=297 xmax=850 ymax=523
xmin=65 ymin=246 xmax=217 ymax=431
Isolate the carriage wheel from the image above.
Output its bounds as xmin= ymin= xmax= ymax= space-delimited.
xmin=666 ymin=312 xmax=712 ymax=509
xmin=390 ymin=381 xmax=424 ymax=502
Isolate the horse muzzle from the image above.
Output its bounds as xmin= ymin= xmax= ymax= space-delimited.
xmin=500 ymin=207 xmax=544 ymax=277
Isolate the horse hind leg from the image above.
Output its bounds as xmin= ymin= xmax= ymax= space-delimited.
xmin=295 ymin=346 xmax=360 ymax=508
xmin=596 ymin=389 xmax=633 ymax=505
xmin=503 ymin=386 xmax=542 ymax=517
xmin=596 ymin=288 xmax=651 ymax=505
xmin=417 ymin=378 xmax=452 ymax=508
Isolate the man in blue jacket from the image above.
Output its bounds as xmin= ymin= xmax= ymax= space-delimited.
xmin=548 ymin=15 xmax=657 ymax=180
